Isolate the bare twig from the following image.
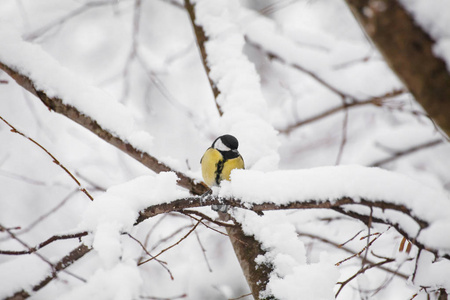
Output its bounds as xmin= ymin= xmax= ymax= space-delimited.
xmin=23 ymin=1 xmax=112 ymax=41
xmin=370 ymin=139 xmax=444 ymax=167
xmin=335 ymin=107 xmax=349 ymax=165
xmin=339 ymin=229 xmax=364 ymax=248
xmin=279 ymin=89 xmax=405 ymax=134
xmin=298 ymin=231 xmax=408 ymax=279
xmin=362 ymin=206 xmax=374 ymax=267
xmin=191 ymin=220 xmax=213 ymax=272
xmin=246 ymin=36 xmax=351 ymax=100
xmin=15 ymin=189 xmax=79 ymax=236
xmin=0 ymin=224 xmax=56 ymax=273
xmin=336 ymin=257 xmax=396 ymax=297
xmin=335 ymin=229 xmax=382 ymax=267
xmin=120 ymin=0 xmax=142 ymax=103
xmin=138 ymin=219 xmax=202 ymax=266
xmin=0 ymin=231 xmax=88 ymax=255
xmin=149 ymin=224 xmax=194 ymax=252
xmin=0 ymin=115 xmax=94 ymax=201
xmin=126 ymin=233 xmax=174 ymax=280
xmin=0 ymin=224 xmax=87 ymax=300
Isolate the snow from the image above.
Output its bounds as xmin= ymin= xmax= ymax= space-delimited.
xmin=59 ymin=260 xmax=143 ymax=300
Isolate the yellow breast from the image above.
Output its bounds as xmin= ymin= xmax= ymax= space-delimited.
xmin=201 ymin=148 xmax=244 ymax=187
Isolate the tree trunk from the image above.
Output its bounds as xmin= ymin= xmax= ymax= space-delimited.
xmin=344 ymin=0 xmax=450 ymax=137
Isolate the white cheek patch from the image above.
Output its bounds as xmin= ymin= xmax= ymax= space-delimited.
xmin=214 ymin=139 xmax=231 ymax=151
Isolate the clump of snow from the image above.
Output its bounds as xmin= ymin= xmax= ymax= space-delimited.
xmin=414 ymin=251 xmax=450 ymax=291
xmin=59 ymin=260 xmax=143 ymax=300
xmin=234 ymin=210 xmax=339 ymax=300
xmin=81 ymin=172 xmax=189 ymax=267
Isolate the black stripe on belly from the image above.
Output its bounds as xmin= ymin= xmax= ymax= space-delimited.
xmin=215 ymin=159 xmax=224 ymax=185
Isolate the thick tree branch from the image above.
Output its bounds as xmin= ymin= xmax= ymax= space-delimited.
xmin=135 ymin=195 xmax=442 ymax=257
xmin=344 ymin=0 xmax=450 ymax=137
xmin=0 ymin=62 xmax=208 ymax=196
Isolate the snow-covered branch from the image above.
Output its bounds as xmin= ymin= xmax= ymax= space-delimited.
xmin=184 ymin=0 xmax=223 ymax=115
xmin=136 ymin=193 xmax=446 ymax=259
xmin=0 ymin=58 xmax=206 ymax=196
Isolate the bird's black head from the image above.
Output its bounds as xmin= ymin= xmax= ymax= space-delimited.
xmin=213 ymin=134 xmax=239 ymax=151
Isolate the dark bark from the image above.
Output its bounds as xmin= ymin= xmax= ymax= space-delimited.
xmin=344 ymin=0 xmax=450 ymax=137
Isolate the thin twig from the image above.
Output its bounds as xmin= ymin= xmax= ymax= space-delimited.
xmin=246 ymin=35 xmax=352 ymax=100
xmin=370 ymin=139 xmax=444 ymax=167
xmin=126 ymin=233 xmax=174 ymax=280
xmin=191 ymin=220 xmax=213 ymax=272
xmin=138 ymin=219 xmax=203 ymax=266
xmin=0 ymin=224 xmax=87 ymax=286
xmin=14 ymin=189 xmax=79 ymax=237
xmin=362 ymin=206 xmax=374 ymax=267
xmin=298 ymin=231 xmax=408 ymax=279
xmin=149 ymin=224 xmax=194 ymax=252
xmin=0 ymin=115 xmax=94 ymax=201
xmin=336 ymin=257 xmax=396 ymax=297
xmin=335 ymin=228 xmax=383 ymax=267
xmin=279 ymin=89 xmax=405 ymax=134
xmin=23 ymin=1 xmax=112 ymax=41
xmin=335 ymin=107 xmax=349 ymax=165
xmin=339 ymin=229 xmax=364 ymax=248
xmin=0 ymin=231 xmax=88 ymax=255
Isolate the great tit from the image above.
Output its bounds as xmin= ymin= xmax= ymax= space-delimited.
xmin=200 ymin=134 xmax=244 ymax=210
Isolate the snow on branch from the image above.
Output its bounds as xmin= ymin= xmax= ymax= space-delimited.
xmin=114 ymin=165 xmax=450 ymax=259
xmin=0 ymin=29 xmax=207 ymax=195
xmin=184 ymin=0 xmax=222 ymax=115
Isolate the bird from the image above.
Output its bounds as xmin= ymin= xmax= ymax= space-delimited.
xmin=200 ymin=134 xmax=245 ymax=211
